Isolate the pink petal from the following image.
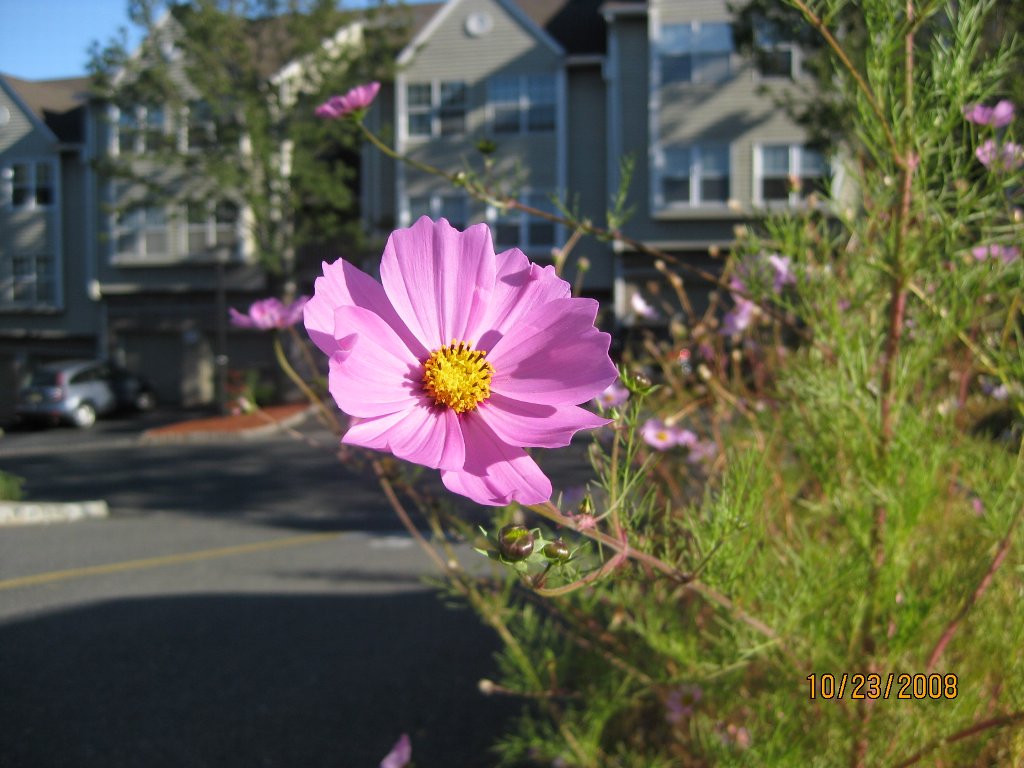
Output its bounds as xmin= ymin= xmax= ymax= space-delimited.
xmin=477 ymin=393 xmax=609 ymax=448
xmin=379 ymin=217 xmax=496 ymax=349
xmin=476 ymin=247 xmax=570 ymax=348
xmin=342 ymin=410 xmax=411 ymax=451
xmin=327 ymin=306 xmax=422 ymax=417
xmin=379 ymin=733 xmax=411 ymax=768
xmin=229 ymin=307 xmax=256 ymax=328
xmin=378 ymin=400 xmax=466 ymax=470
xmin=440 ymin=414 xmax=552 ymax=506
xmin=304 ymin=258 xmax=426 ymax=359
xmin=488 ymin=297 xmax=617 ymax=406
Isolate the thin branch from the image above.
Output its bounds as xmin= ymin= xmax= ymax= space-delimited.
xmin=926 ymin=505 xmax=1022 ymax=671
xmin=889 ymin=710 xmax=1024 ymax=768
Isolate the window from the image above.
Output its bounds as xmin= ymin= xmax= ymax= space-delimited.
xmin=403 ymin=192 xmax=468 ymax=229
xmin=658 ymin=145 xmax=730 ymax=207
xmin=659 ymin=22 xmax=733 ymax=85
xmin=487 ymin=75 xmax=556 ymax=134
xmin=116 ymin=105 xmax=164 ymax=154
xmin=754 ymin=17 xmax=797 ymax=78
xmin=489 ymin=193 xmax=557 ymax=255
xmin=114 ymin=205 xmax=168 ymax=259
xmin=406 ymin=81 xmax=467 ymax=138
xmin=186 ymin=200 xmax=239 ymax=255
xmin=187 ymin=100 xmax=216 ymax=150
xmin=4 ymin=162 xmax=55 ymax=209
xmin=757 ymin=144 xmax=828 ymax=204
xmin=0 ymin=254 xmax=55 ymax=306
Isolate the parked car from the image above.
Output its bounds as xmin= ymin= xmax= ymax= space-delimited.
xmin=15 ymin=360 xmax=157 ymax=429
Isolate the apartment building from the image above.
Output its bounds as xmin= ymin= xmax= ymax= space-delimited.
xmin=0 ymin=0 xmax=824 ymax=414
xmin=364 ymin=0 xmax=825 ymax=323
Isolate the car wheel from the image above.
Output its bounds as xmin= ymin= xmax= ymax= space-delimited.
xmin=135 ymin=391 xmax=157 ymax=412
xmin=71 ymin=403 xmax=97 ymax=429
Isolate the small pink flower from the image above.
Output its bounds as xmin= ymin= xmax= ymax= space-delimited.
xmin=630 ymin=292 xmax=660 ymax=320
xmin=674 ymin=428 xmax=698 ymax=448
xmin=766 ymin=253 xmax=796 ymax=293
xmin=315 ymin=81 xmax=381 ymax=119
xmin=595 ymin=381 xmax=630 ymax=408
xmin=304 ymin=217 xmax=616 ymax=506
xmin=971 ymin=243 xmax=1021 ymax=264
xmin=229 ymin=296 xmax=309 ymax=330
xmin=963 ymin=99 xmax=1015 ymax=127
xmin=379 ymin=734 xmax=411 ymax=768
xmin=976 ymin=139 xmax=1024 ymax=170
xmin=687 ymin=439 xmax=718 ymax=464
xmin=666 ymin=684 xmax=703 ymax=723
xmin=641 ymin=418 xmax=676 ymax=450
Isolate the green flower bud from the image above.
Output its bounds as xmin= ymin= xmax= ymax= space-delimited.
xmin=476 ymin=138 xmax=498 ymax=155
xmin=498 ymin=524 xmax=534 ymax=561
xmin=543 ymin=538 xmax=571 ymax=562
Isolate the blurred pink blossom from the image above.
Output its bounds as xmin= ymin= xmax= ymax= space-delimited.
xmin=963 ymin=99 xmax=1015 ymax=127
xmin=595 ymin=381 xmax=630 ymax=408
xmin=316 ymin=81 xmax=381 ymax=119
xmin=379 ymin=734 xmax=411 ymax=768
xmin=630 ymin=292 xmax=660 ymax=320
xmin=766 ymin=254 xmax=796 ymax=292
xmin=971 ymin=243 xmax=1020 ymax=264
xmin=976 ymin=139 xmax=1024 ymax=170
xmin=229 ymin=296 xmax=309 ymax=330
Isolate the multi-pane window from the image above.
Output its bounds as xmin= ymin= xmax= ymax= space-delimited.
xmin=187 ymin=200 xmax=239 ymax=254
xmin=754 ymin=17 xmax=797 ymax=78
xmin=659 ymin=145 xmax=730 ymax=207
xmin=404 ymin=193 xmax=467 ymax=229
xmin=406 ymin=81 xmax=467 ymax=138
xmin=0 ymin=254 xmax=55 ymax=306
xmin=659 ymin=22 xmax=734 ymax=85
xmin=114 ymin=205 xmax=168 ymax=259
xmin=187 ymin=100 xmax=216 ymax=150
xmin=487 ymin=75 xmax=556 ymax=134
xmin=490 ymin=193 xmax=557 ymax=254
xmin=4 ymin=162 xmax=55 ymax=209
xmin=116 ymin=105 xmax=164 ymax=154
xmin=758 ymin=144 xmax=827 ymax=204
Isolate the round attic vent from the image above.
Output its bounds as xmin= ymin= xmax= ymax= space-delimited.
xmin=465 ymin=11 xmax=494 ymax=37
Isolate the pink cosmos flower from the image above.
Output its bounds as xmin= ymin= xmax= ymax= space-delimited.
xmin=721 ymin=276 xmax=757 ymax=336
xmin=379 ymin=734 xmax=411 ymax=768
xmin=963 ymin=99 xmax=1015 ymax=127
xmin=971 ymin=243 xmax=1021 ymax=264
xmin=229 ymin=296 xmax=309 ymax=330
xmin=595 ymin=381 xmax=630 ymax=408
xmin=315 ymin=81 xmax=381 ymax=119
xmin=304 ymin=217 xmax=616 ymax=506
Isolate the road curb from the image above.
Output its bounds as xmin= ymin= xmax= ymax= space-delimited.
xmin=0 ymin=500 xmax=109 ymax=526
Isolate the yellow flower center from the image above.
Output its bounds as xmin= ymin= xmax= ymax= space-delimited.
xmin=422 ymin=340 xmax=494 ymax=413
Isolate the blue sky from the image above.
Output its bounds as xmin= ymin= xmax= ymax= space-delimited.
xmin=0 ymin=0 xmax=431 ymax=81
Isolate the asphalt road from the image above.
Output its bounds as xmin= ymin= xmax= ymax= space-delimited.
xmin=0 ymin=417 xmax=574 ymax=768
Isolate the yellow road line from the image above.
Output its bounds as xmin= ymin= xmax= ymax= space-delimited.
xmin=0 ymin=531 xmax=342 ymax=591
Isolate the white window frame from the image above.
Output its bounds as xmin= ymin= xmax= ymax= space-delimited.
xmin=487 ymin=191 xmax=559 ymax=257
xmin=656 ymin=21 xmax=735 ymax=86
xmin=653 ymin=144 xmax=732 ymax=210
xmin=0 ymin=253 xmax=57 ymax=308
xmin=112 ymin=204 xmax=170 ymax=261
xmin=2 ymin=160 xmax=56 ymax=210
xmin=404 ymin=80 xmax=467 ymax=139
xmin=486 ymin=74 xmax=556 ymax=135
xmin=753 ymin=144 xmax=828 ymax=206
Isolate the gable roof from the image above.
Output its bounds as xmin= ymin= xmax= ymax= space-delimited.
xmin=0 ymin=74 xmax=90 ymax=144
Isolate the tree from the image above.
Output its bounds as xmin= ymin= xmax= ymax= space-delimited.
xmin=88 ymin=0 xmax=411 ymax=286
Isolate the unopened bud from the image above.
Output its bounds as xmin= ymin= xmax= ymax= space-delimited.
xmin=478 ymin=678 xmax=497 ymax=695
xmin=577 ymin=256 xmax=590 ymax=271
xmin=498 ymin=524 xmax=534 ymax=561
xmin=543 ymin=538 xmax=571 ymax=562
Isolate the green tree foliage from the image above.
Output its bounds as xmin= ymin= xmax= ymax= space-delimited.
xmin=88 ymin=0 xmax=411 ymax=278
